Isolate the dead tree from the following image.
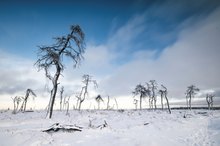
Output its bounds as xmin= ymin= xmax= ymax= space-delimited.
xmin=35 ymin=25 xmax=85 ymax=118
xmin=133 ymin=84 xmax=149 ymax=110
xmin=206 ymin=94 xmax=214 ymax=110
xmin=146 ymin=83 xmax=153 ymax=109
xmin=158 ymin=89 xmax=164 ymax=110
xmin=77 ymin=74 xmax=98 ymax=110
xmin=185 ymin=85 xmax=199 ymax=110
xmin=106 ymin=96 xmax=110 ymax=110
xmin=64 ymin=96 xmax=71 ymax=115
xmin=95 ymin=95 xmax=104 ymax=110
xmin=133 ymin=99 xmax=138 ymax=110
xmin=60 ymin=86 xmax=64 ymax=111
xmin=149 ymin=80 xmax=158 ymax=109
xmin=161 ymin=85 xmax=171 ymax=114
xmin=11 ymin=96 xmax=22 ymax=114
xmin=114 ymin=98 xmax=119 ymax=110
xmin=20 ymin=89 xmax=36 ymax=112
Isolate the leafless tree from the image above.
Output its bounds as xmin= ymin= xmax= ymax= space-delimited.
xmin=60 ymin=86 xmax=64 ymax=111
xmin=206 ymin=94 xmax=214 ymax=110
xmin=158 ymin=89 xmax=164 ymax=110
xmin=149 ymin=80 xmax=158 ymax=109
xmin=146 ymin=83 xmax=153 ymax=109
xmin=185 ymin=85 xmax=200 ymax=110
xmin=35 ymin=25 xmax=85 ymax=118
xmin=133 ymin=84 xmax=149 ymax=110
xmin=11 ymin=96 xmax=22 ymax=114
xmin=95 ymin=95 xmax=104 ymax=110
xmin=20 ymin=89 xmax=36 ymax=112
xmin=76 ymin=74 xmax=98 ymax=110
xmin=106 ymin=96 xmax=110 ymax=110
xmin=160 ymin=85 xmax=171 ymax=114
xmin=114 ymin=98 xmax=119 ymax=110
xmin=133 ymin=99 xmax=138 ymax=110
xmin=64 ymin=96 xmax=71 ymax=116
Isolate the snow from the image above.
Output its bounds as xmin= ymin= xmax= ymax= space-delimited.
xmin=0 ymin=109 xmax=219 ymax=146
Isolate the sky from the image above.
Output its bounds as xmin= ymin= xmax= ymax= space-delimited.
xmin=0 ymin=0 xmax=220 ymax=109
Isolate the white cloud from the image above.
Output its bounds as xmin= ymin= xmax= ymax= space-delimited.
xmin=99 ymin=6 xmax=220 ymax=99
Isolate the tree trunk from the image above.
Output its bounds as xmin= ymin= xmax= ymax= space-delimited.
xmin=164 ymin=93 xmax=171 ymax=114
xmin=140 ymin=95 xmax=142 ymax=110
xmin=48 ymin=67 xmax=60 ymax=119
xmin=161 ymin=94 xmax=164 ymax=110
xmin=189 ymin=95 xmax=192 ymax=110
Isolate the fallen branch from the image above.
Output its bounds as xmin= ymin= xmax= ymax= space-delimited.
xmin=42 ymin=123 xmax=82 ymax=133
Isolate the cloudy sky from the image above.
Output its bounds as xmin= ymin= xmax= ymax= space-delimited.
xmin=0 ymin=0 xmax=220 ymax=109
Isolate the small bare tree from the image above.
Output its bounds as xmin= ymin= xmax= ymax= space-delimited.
xmin=60 ymin=86 xmax=64 ymax=111
xmin=133 ymin=84 xmax=149 ymax=110
xmin=20 ymin=89 xmax=37 ymax=112
xmin=106 ymin=96 xmax=110 ymax=110
xmin=11 ymin=96 xmax=22 ymax=114
xmin=76 ymin=74 xmax=98 ymax=110
xmin=95 ymin=95 xmax=104 ymax=110
xmin=133 ymin=99 xmax=138 ymax=110
xmin=206 ymin=94 xmax=214 ymax=110
xmin=35 ymin=25 xmax=85 ymax=118
xmin=186 ymin=85 xmax=200 ymax=110
xmin=161 ymin=85 xmax=171 ymax=114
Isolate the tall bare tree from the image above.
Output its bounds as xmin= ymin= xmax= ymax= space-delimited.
xmin=35 ymin=25 xmax=85 ymax=118
xmin=133 ymin=84 xmax=149 ymax=110
xmin=185 ymin=85 xmax=199 ymax=110
xmin=76 ymin=74 xmax=97 ymax=110
xmin=206 ymin=94 xmax=214 ymax=110
xmin=20 ymin=89 xmax=36 ymax=112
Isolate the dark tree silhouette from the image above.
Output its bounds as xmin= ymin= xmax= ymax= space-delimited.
xmin=76 ymin=74 xmax=97 ymax=110
xmin=185 ymin=85 xmax=199 ymax=110
xmin=95 ymin=95 xmax=104 ymax=110
xmin=206 ymin=94 xmax=214 ymax=110
xmin=133 ymin=84 xmax=149 ymax=110
xmin=35 ymin=25 xmax=85 ymax=118
xmin=20 ymin=89 xmax=36 ymax=112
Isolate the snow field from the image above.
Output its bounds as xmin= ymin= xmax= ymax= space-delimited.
xmin=0 ymin=109 xmax=219 ymax=146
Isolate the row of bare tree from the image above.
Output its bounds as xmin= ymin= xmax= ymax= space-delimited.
xmin=132 ymin=80 xmax=171 ymax=114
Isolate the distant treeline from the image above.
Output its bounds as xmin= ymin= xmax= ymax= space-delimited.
xmin=171 ymin=107 xmax=220 ymax=110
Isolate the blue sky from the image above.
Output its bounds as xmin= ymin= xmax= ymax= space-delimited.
xmin=1 ymin=0 xmax=220 ymax=109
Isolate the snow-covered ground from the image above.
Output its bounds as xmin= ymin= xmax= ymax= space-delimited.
xmin=0 ymin=109 xmax=219 ymax=146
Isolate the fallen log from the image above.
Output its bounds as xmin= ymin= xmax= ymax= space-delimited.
xmin=42 ymin=123 xmax=82 ymax=133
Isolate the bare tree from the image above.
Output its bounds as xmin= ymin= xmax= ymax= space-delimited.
xmin=35 ymin=25 xmax=85 ymax=118
xmin=76 ymin=74 xmax=98 ymax=110
xmin=114 ymin=98 xmax=119 ymax=110
xmin=185 ymin=85 xmax=200 ymax=110
xmin=206 ymin=94 xmax=214 ymax=110
xmin=11 ymin=96 xmax=22 ymax=114
xmin=64 ymin=96 xmax=71 ymax=116
xmin=95 ymin=95 xmax=104 ymax=110
xmin=161 ymin=85 xmax=171 ymax=114
xmin=60 ymin=86 xmax=64 ymax=111
xmin=133 ymin=99 xmax=138 ymax=110
xmin=149 ymin=80 xmax=158 ymax=109
xmin=106 ymin=96 xmax=110 ymax=110
xmin=133 ymin=84 xmax=149 ymax=110
xmin=20 ymin=89 xmax=37 ymax=112
xmin=158 ymin=89 xmax=164 ymax=110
